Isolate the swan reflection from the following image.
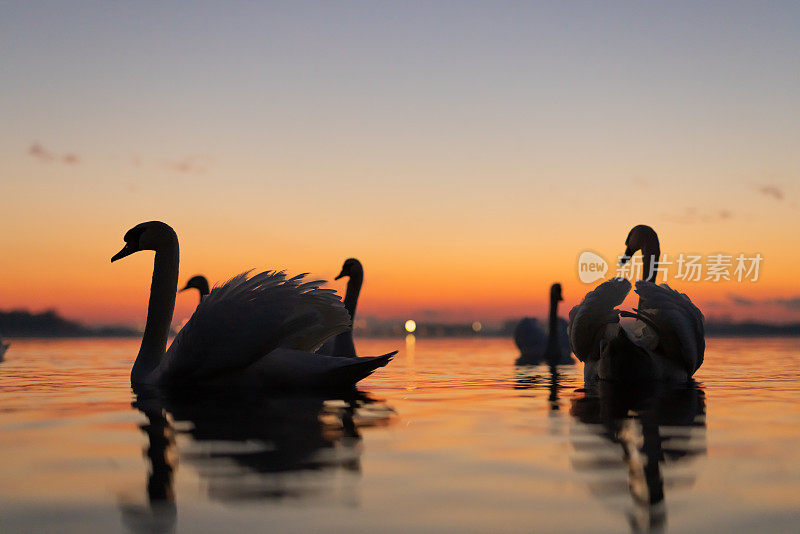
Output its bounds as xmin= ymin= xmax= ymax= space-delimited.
xmin=119 ymin=399 xmax=177 ymax=534
xmin=569 ymin=382 xmax=707 ymax=533
xmin=514 ymin=367 xmax=569 ymax=412
xmin=121 ymin=389 xmax=394 ymax=533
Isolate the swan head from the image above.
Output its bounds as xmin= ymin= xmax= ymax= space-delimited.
xmin=111 ymin=221 xmax=178 ymax=262
xmin=334 ymin=258 xmax=363 ymax=280
xmin=620 ymin=225 xmax=660 ymax=265
xmin=181 ymin=275 xmax=210 ymax=295
xmin=550 ymin=283 xmax=563 ymax=302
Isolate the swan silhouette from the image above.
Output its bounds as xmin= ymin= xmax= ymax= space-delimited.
xmin=317 ymin=258 xmax=363 ymax=357
xmin=568 ymin=225 xmax=705 ymax=382
xmin=515 ymin=283 xmax=573 ymax=367
xmin=111 ymin=221 xmax=394 ymax=388
xmin=0 ymin=340 xmax=8 ymax=362
xmin=180 ymin=275 xmax=209 ymax=302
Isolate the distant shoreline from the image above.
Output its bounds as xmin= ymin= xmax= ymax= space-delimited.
xmin=3 ymin=310 xmax=798 ymax=339
xmin=0 ymin=310 xmax=140 ymax=339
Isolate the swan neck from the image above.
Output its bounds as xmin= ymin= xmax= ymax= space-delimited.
xmin=642 ymin=241 xmax=661 ymax=283
xmin=547 ymin=295 xmax=559 ymax=348
xmin=343 ymin=273 xmax=362 ymax=319
xmin=198 ymin=278 xmax=210 ymax=298
xmin=134 ymin=242 xmax=179 ymax=381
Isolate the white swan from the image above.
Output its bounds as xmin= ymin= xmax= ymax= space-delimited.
xmin=111 ymin=221 xmax=394 ymax=388
xmin=568 ymin=225 xmax=705 ymax=382
xmin=317 ymin=258 xmax=363 ymax=357
xmin=514 ymin=283 xmax=573 ymax=366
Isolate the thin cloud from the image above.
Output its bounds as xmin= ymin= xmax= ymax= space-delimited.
xmin=28 ymin=142 xmax=55 ymax=162
xmin=756 ymin=185 xmax=784 ymax=201
xmin=727 ymin=294 xmax=754 ymax=306
xmin=769 ymin=297 xmax=800 ymax=310
xmin=727 ymin=293 xmax=800 ymax=310
xmin=662 ymin=207 xmax=734 ymax=224
xmin=28 ymin=142 xmax=80 ymax=164
xmin=164 ymin=155 xmax=211 ymax=174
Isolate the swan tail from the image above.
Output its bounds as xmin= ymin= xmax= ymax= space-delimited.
xmin=323 ymin=351 xmax=396 ymax=388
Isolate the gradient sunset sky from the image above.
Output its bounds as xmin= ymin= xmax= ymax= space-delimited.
xmin=1 ymin=2 xmax=799 ymax=327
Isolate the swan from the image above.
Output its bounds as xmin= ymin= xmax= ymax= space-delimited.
xmin=0 ymin=340 xmax=7 ymax=362
xmin=514 ymin=283 xmax=573 ymax=366
xmin=111 ymin=221 xmax=394 ymax=388
xmin=317 ymin=258 xmax=363 ymax=357
xmin=568 ymin=225 xmax=705 ymax=382
xmin=180 ymin=275 xmax=209 ymax=302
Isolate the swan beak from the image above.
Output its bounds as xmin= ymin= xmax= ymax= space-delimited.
xmin=179 ymin=284 xmax=190 ymax=292
xmin=619 ymin=249 xmax=633 ymax=266
xmin=111 ymin=243 xmax=137 ymax=263
xmin=334 ymin=270 xmax=346 ymax=280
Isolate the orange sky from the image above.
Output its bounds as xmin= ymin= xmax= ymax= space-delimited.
xmin=1 ymin=3 xmax=799 ymax=326
xmin=2 ymin=206 xmax=798 ymax=326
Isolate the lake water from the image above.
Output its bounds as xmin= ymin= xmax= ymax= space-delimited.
xmin=0 ymin=337 xmax=798 ymax=533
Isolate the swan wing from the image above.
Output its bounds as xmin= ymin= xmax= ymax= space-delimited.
xmin=514 ymin=318 xmax=546 ymax=351
xmin=568 ymin=278 xmax=631 ymax=363
xmin=249 ymin=348 xmax=396 ymax=389
xmin=162 ymin=270 xmax=351 ymax=382
xmin=634 ymin=281 xmax=705 ymax=374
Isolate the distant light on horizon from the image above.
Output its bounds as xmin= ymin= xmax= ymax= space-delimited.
xmin=404 ymin=320 xmax=417 ymax=333
xmin=472 ymin=321 xmax=482 ymax=332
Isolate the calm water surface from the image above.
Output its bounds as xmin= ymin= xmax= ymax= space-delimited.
xmin=0 ymin=337 xmax=798 ymax=533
